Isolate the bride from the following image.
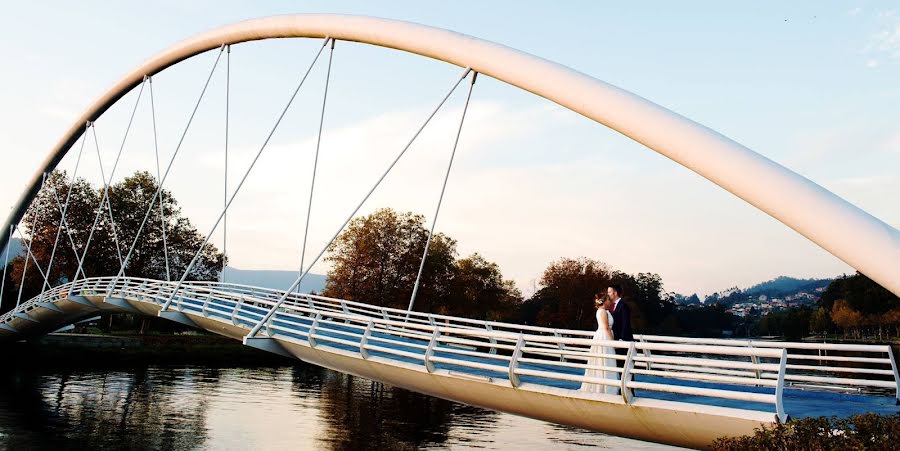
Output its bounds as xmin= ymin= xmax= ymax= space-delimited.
xmin=580 ymin=293 xmax=620 ymax=395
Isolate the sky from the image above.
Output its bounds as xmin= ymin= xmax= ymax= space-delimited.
xmin=0 ymin=1 xmax=897 ymax=297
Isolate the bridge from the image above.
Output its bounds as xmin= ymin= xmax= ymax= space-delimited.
xmin=1 ymin=14 xmax=899 ymax=450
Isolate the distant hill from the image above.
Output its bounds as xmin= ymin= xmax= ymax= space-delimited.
xmin=742 ymin=276 xmax=832 ymax=297
xmin=222 ymin=267 xmax=327 ymax=294
xmin=698 ymin=276 xmax=834 ymax=306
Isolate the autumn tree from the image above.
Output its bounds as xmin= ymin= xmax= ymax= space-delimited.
xmin=521 ymin=257 xmax=619 ymax=330
xmin=324 ymin=208 xmax=456 ymax=310
xmin=323 ymin=208 xmax=520 ymax=317
xmin=1 ymin=170 xmax=224 ymax=315
xmin=442 ymin=253 xmax=522 ymax=321
xmin=817 ymin=273 xmax=899 ymax=339
xmin=831 ymin=299 xmax=864 ymax=338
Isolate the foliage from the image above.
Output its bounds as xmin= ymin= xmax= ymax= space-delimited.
xmin=712 ymin=413 xmax=900 ymax=451
xmin=1 ymin=170 xmax=224 ymax=315
xmin=815 ymin=273 xmax=900 ymax=340
xmin=442 ymin=253 xmax=522 ymax=321
xmin=520 ymin=257 xmax=680 ymax=333
xmin=520 ymin=257 xmax=620 ymax=330
xmin=671 ymin=304 xmax=736 ymax=337
xmin=323 ymin=208 xmax=521 ymax=317
xmin=757 ymin=307 xmax=812 ymax=341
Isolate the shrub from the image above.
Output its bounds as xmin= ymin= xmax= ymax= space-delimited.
xmin=712 ymin=413 xmax=900 ymax=451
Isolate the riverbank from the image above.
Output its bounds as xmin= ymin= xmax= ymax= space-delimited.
xmin=0 ymin=333 xmax=293 ymax=367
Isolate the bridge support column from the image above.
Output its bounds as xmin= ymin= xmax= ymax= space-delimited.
xmin=36 ymin=301 xmax=64 ymax=313
xmin=159 ymin=310 xmax=199 ymax=328
xmin=14 ymin=312 xmax=40 ymax=323
xmin=104 ymin=296 xmax=142 ymax=314
xmin=243 ymin=336 xmax=294 ymax=359
xmin=67 ymin=295 xmax=96 ymax=308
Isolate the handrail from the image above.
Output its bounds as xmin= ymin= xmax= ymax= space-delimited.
xmin=3 ymin=276 xmax=897 ymax=413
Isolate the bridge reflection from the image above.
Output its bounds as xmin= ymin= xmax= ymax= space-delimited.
xmin=0 ymin=360 xmax=524 ymax=450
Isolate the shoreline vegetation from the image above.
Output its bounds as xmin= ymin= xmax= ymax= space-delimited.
xmin=713 ymin=413 xmax=900 ymax=451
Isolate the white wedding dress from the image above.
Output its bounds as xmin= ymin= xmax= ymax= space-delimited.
xmin=580 ymin=309 xmax=620 ymax=395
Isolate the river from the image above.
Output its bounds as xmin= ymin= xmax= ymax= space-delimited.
xmin=0 ymin=362 xmax=687 ymax=450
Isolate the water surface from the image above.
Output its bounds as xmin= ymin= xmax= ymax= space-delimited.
xmin=0 ymin=363 xmax=686 ymax=450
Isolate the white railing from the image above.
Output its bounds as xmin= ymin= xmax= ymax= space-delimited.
xmin=3 ymin=276 xmax=899 ymax=422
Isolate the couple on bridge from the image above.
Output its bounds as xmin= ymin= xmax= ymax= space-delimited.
xmin=580 ymin=284 xmax=633 ymax=395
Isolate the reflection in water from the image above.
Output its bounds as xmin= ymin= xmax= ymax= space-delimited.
xmin=0 ymin=362 xmax=683 ymax=450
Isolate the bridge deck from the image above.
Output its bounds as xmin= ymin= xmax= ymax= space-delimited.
xmin=188 ymin=299 xmax=899 ymax=420
xmin=2 ymin=278 xmax=898 ymax=449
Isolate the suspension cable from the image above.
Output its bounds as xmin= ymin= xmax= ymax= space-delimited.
xmin=159 ymin=38 xmax=331 ymax=312
xmin=0 ymin=225 xmax=14 ymax=307
xmin=297 ymin=38 xmax=335 ymax=293
xmin=247 ymin=66 xmax=473 ymax=339
xmin=147 ymin=76 xmax=171 ymax=282
xmin=222 ymin=44 xmax=230 ymax=283
xmin=39 ymin=129 xmax=89 ymax=298
xmin=47 ymin=183 xmax=89 ymax=276
xmin=16 ymin=173 xmax=48 ymax=308
xmin=90 ymin=125 xmax=125 ymax=268
xmin=72 ymin=79 xmax=147 ymax=282
xmin=408 ymin=72 xmax=477 ymax=312
xmin=107 ymin=45 xmax=226 ymax=295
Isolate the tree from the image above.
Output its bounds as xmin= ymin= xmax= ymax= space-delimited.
xmin=323 ymin=208 xmax=520 ymax=318
xmin=831 ymin=299 xmax=864 ymax=338
xmin=808 ymin=306 xmax=833 ymax=336
xmin=323 ymin=208 xmax=456 ymax=310
xmin=1 ymin=170 xmax=224 ymax=316
xmin=523 ymin=257 xmax=618 ymax=330
xmin=519 ymin=257 xmax=679 ymax=333
xmin=443 ymin=253 xmax=522 ymax=321
xmin=819 ymin=272 xmax=898 ymax=317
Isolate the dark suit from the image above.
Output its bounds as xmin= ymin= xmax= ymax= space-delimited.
xmin=611 ymin=299 xmax=633 ymax=367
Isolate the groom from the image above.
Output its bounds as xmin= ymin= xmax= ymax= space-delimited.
xmin=608 ymin=284 xmax=633 ymax=367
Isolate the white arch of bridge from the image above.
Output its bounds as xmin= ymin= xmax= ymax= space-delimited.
xmin=2 ymin=14 xmax=898 ymax=296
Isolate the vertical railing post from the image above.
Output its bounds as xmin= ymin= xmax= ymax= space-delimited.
xmin=749 ymin=342 xmax=762 ymax=382
xmin=639 ymin=336 xmax=652 ymax=371
xmin=775 ymin=348 xmax=788 ymax=423
xmin=135 ymin=280 xmax=147 ymax=301
xmin=886 ymin=345 xmax=900 ymax=405
xmin=308 ymin=313 xmax=321 ymax=348
xmin=553 ymin=331 xmax=567 ymax=362
xmin=230 ymin=296 xmax=244 ymax=326
xmin=620 ymin=342 xmax=636 ymax=404
xmin=509 ymin=333 xmax=525 ymax=388
xmin=360 ymin=321 xmax=373 ymax=359
xmin=340 ymin=301 xmax=350 ymax=323
xmin=424 ymin=328 xmax=440 ymax=373
xmin=201 ymin=291 xmax=211 ymax=317
xmin=484 ymin=322 xmax=497 ymax=354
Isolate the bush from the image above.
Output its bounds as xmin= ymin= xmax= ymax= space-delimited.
xmin=713 ymin=413 xmax=900 ymax=451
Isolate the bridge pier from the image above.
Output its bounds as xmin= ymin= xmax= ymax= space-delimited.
xmin=158 ymin=310 xmax=199 ymax=328
xmin=104 ymin=296 xmax=143 ymax=314
xmin=243 ymin=336 xmax=294 ymax=359
xmin=36 ymin=301 xmax=65 ymax=313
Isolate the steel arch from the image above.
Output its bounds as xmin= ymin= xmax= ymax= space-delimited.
xmin=3 ymin=14 xmax=898 ymax=294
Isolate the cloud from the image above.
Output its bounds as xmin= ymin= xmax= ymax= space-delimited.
xmin=834 ymin=174 xmax=896 ymax=186
xmin=865 ymin=10 xmax=900 ymax=60
xmin=849 ymin=7 xmax=862 ymax=17
xmin=866 ymin=58 xmax=880 ymax=68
